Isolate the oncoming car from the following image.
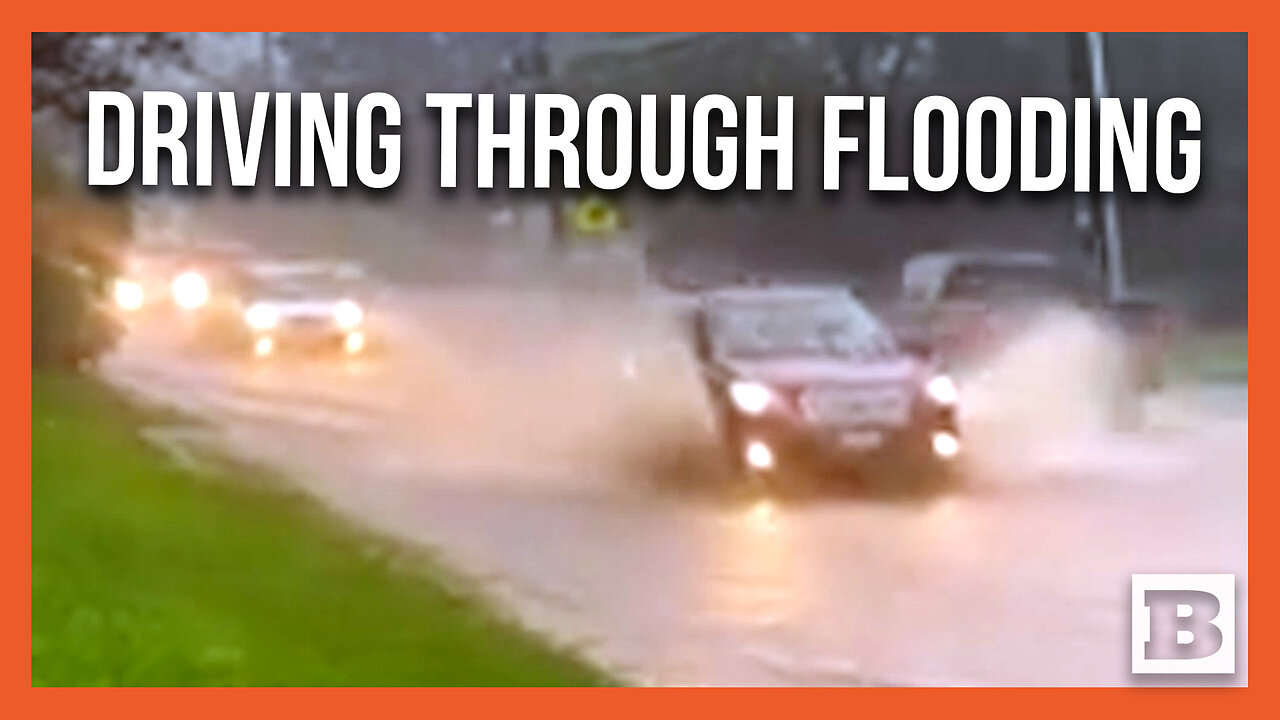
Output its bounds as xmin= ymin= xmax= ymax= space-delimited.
xmin=236 ymin=261 xmax=372 ymax=359
xmin=694 ymin=285 xmax=962 ymax=488
xmin=113 ymin=241 xmax=257 ymax=317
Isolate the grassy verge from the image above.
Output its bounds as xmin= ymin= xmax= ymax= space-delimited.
xmin=1166 ymin=328 xmax=1248 ymax=384
xmin=32 ymin=372 xmax=612 ymax=686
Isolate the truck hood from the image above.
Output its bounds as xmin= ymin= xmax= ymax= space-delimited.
xmin=717 ymin=355 xmax=924 ymax=387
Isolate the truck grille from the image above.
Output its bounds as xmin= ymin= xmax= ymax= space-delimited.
xmin=800 ymin=385 xmax=912 ymax=427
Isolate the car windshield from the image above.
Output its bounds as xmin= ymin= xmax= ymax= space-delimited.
xmin=246 ymin=270 xmax=357 ymax=302
xmin=941 ymin=264 xmax=1089 ymax=302
xmin=706 ymin=296 xmax=896 ymax=360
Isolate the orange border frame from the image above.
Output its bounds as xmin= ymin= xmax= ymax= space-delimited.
xmin=8 ymin=11 xmax=1262 ymax=713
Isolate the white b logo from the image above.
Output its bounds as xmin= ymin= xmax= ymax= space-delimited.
xmin=1132 ymin=574 xmax=1235 ymax=674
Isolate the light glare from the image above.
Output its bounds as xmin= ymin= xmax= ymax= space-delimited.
xmin=730 ymin=382 xmax=773 ymax=415
xmin=171 ymin=271 xmax=210 ymax=310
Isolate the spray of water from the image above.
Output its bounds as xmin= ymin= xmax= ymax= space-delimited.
xmin=365 ymin=285 xmax=719 ymax=493
xmin=955 ymin=305 xmax=1132 ymax=485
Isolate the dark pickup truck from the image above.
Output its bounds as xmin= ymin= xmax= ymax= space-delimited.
xmin=897 ymin=250 xmax=1172 ymax=391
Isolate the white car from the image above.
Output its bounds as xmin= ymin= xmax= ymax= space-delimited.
xmin=238 ymin=262 xmax=371 ymax=359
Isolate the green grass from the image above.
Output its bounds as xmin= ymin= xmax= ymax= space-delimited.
xmin=32 ymin=372 xmax=613 ymax=686
xmin=1167 ymin=328 xmax=1248 ymax=383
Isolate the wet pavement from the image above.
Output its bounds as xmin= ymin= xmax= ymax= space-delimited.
xmin=101 ymin=286 xmax=1248 ymax=686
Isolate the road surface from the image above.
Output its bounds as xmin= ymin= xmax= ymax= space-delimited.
xmin=101 ymin=285 xmax=1248 ymax=686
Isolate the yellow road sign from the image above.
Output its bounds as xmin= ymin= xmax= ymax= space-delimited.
xmin=567 ymin=194 xmax=623 ymax=238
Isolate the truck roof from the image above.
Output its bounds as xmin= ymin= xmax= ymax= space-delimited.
xmin=700 ymin=284 xmax=855 ymax=306
xmin=902 ymin=250 xmax=1061 ymax=301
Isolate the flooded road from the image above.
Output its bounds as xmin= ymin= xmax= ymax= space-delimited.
xmin=101 ymin=285 xmax=1248 ymax=686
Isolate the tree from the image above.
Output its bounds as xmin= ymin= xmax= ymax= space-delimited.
xmin=29 ymin=33 xmax=183 ymax=367
xmin=32 ymin=32 xmax=192 ymax=121
xmin=32 ymin=142 xmax=129 ymax=368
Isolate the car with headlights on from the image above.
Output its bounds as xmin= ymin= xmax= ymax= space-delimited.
xmin=694 ymin=285 xmax=962 ymax=488
xmin=113 ymin=241 xmax=257 ymax=317
xmin=236 ymin=261 xmax=371 ymax=359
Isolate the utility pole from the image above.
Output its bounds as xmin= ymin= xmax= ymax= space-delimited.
xmin=489 ymin=34 xmax=558 ymax=260
xmin=261 ymin=33 xmax=275 ymax=86
xmin=1070 ymin=32 xmax=1127 ymax=301
xmin=1086 ymin=32 xmax=1127 ymax=301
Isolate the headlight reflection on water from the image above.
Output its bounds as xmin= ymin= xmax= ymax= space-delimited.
xmin=698 ymin=498 xmax=806 ymax=626
xmin=747 ymin=498 xmax=778 ymax=530
xmin=344 ymin=331 xmax=366 ymax=354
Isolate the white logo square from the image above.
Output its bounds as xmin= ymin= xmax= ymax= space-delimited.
xmin=1132 ymin=573 xmax=1235 ymax=674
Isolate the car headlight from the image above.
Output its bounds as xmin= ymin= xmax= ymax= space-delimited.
xmin=245 ymin=303 xmax=279 ymax=330
xmin=333 ymin=299 xmax=363 ymax=329
xmin=925 ymin=374 xmax=959 ymax=405
xmin=171 ymin=271 xmax=210 ymax=310
xmin=729 ymin=381 xmax=773 ymax=415
xmin=931 ymin=431 xmax=961 ymax=459
xmin=113 ymin=279 xmax=145 ymax=311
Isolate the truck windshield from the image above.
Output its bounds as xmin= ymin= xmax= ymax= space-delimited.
xmin=941 ymin=264 xmax=1089 ymax=302
xmin=706 ymin=297 xmax=896 ymax=360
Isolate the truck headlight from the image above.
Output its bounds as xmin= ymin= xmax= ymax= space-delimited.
xmin=245 ymin=303 xmax=279 ymax=330
xmin=171 ymin=271 xmax=210 ymax=310
xmin=925 ymin=374 xmax=959 ymax=405
xmin=333 ymin=299 xmax=363 ymax=329
xmin=113 ymin=279 xmax=144 ymax=311
xmin=729 ymin=381 xmax=773 ymax=415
